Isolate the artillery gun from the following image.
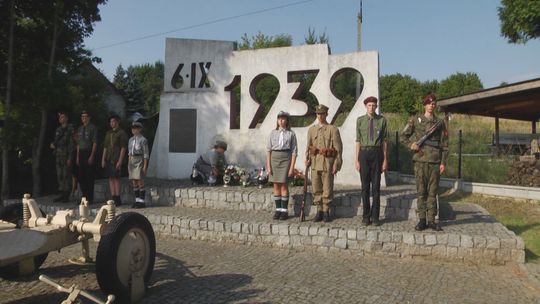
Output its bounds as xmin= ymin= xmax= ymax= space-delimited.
xmin=0 ymin=194 xmax=156 ymax=303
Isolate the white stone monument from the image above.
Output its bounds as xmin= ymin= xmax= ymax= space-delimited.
xmin=148 ymin=38 xmax=381 ymax=185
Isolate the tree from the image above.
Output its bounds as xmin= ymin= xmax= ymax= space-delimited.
xmin=498 ymin=0 xmax=540 ymax=44
xmin=437 ymin=72 xmax=483 ymax=99
xmin=379 ymin=74 xmax=424 ymax=114
xmin=0 ymin=1 xmax=107 ymax=197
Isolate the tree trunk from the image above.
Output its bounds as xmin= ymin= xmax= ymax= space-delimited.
xmin=2 ymin=0 xmax=16 ymax=203
xmin=32 ymin=1 xmax=61 ymax=197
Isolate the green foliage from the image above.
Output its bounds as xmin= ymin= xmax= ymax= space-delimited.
xmin=304 ymin=27 xmax=329 ymax=45
xmin=237 ymin=31 xmax=292 ymax=50
xmin=498 ymin=0 xmax=540 ymax=44
xmin=113 ymin=61 xmax=164 ymax=116
xmin=437 ymin=72 xmax=483 ymax=99
xmin=379 ymin=74 xmax=423 ymax=114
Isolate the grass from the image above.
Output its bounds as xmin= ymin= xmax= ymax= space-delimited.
xmin=385 ymin=113 xmax=531 ymax=183
xmin=441 ymin=190 xmax=540 ymax=263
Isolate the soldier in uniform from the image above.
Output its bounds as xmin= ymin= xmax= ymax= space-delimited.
xmin=101 ymin=115 xmax=128 ymax=206
xmin=192 ymin=140 xmax=228 ymax=185
xmin=49 ymin=112 xmax=74 ymax=203
xmin=76 ymin=110 xmax=98 ymax=204
xmin=355 ymin=96 xmax=388 ymax=226
xmin=305 ymin=104 xmax=343 ymax=222
xmin=401 ymin=93 xmax=448 ymax=231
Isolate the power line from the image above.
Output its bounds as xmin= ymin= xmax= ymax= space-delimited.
xmin=91 ymin=0 xmax=315 ymax=51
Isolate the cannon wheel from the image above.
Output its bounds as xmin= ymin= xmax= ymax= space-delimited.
xmin=96 ymin=212 xmax=156 ymax=303
xmin=0 ymin=203 xmax=49 ymax=279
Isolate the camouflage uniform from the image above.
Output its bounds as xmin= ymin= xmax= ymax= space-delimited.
xmin=306 ymin=105 xmax=343 ymax=214
xmin=401 ymin=113 xmax=448 ymax=223
xmin=53 ymin=124 xmax=75 ymax=193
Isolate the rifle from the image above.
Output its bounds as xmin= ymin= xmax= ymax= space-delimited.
xmin=414 ymin=117 xmax=445 ymax=156
xmin=434 ymin=194 xmax=442 ymax=231
xmin=299 ymin=165 xmax=310 ymax=222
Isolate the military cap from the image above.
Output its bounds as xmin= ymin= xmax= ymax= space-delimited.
xmin=315 ymin=104 xmax=329 ymax=114
xmin=131 ymin=121 xmax=143 ymax=128
xmin=215 ymin=140 xmax=228 ymax=151
xmin=423 ymin=93 xmax=437 ymax=105
xmin=363 ymin=96 xmax=378 ymax=105
xmin=277 ymin=111 xmax=290 ymax=118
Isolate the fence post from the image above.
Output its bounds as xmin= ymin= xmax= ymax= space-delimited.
xmin=458 ymin=129 xmax=463 ymax=180
xmin=395 ymin=131 xmax=399 ymax=172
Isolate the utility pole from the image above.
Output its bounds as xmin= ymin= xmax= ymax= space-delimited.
xmin=357 ymin=0 xmax=362 ymax=51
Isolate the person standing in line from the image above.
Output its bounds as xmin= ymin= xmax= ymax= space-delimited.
xmin=50 ymin=111 xmax=75 ymax=203
xmin=102 ymin=114 xmax=128 ymax=206
xmin=76 ymin=110 xmax=98 ymax=204
xmin=401 ymin=93 xmax=448 ymax=231
xmin=266 ymin=111 xmax=298 ymax=220
xmin=305 ymin=104 xmax=343 ymax=222
xmin=128 ymin=121 xmax=150 ymax=208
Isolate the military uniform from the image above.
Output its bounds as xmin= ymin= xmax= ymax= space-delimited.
xmin=356 ymin=104 xmax=387 ymax=225
xmin=53 ymin=124 xmax=74 ymax=200
xmin=401 ymin=112 xmax=448 ymax=228
xmin=306 ymin=105 xmax=343 ymax=221
xmin=77 ymin=122 xmax=98 ymax=204
xmin=103 ymin=127 xmax=128 ymax=177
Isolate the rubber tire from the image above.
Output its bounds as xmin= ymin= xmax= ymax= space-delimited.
xmin=95 ymin=212 xmax=156 ymax=303
xmin=0 ymin=203 xmax=49 ymax=279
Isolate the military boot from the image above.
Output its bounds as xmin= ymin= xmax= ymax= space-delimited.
xmin=314 ymin=211 xmax=324 ymax=222
xmin=427 ymin=221 xmax=443 ymax=231
xmin=53 ymin=193 xmax=64 ymax=203
xmin=323 ymin=211 xmax=331 ymax=223
xmin=415 ymin=218 xmax=427 ymax=231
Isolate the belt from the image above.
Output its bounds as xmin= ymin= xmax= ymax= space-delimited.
xmin=423 ymin=139 xmax=440 ymax=148
xmin=362 ymin=146 xmax=381 ymax=150
xmin=272 ymin=149 xmax=290 ymax=152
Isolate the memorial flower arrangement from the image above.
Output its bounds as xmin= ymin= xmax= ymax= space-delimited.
xmin=223 ymin=165 xmax=243 ymax=186
xmin=288 ymin=168 xmax=305 ymax=186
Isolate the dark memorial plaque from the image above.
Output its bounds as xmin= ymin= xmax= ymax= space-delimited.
xmin=169 ymin=109 xmax=197 ymax=153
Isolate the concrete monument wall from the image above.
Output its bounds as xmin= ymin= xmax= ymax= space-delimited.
xmin=148 ymin=38 xmax=380 ymax=185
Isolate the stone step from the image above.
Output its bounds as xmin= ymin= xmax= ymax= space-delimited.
xmin=19 ymin=197 xmax=524 ymax=266
xmin=93 ymin=180 xmax=420 ymax=220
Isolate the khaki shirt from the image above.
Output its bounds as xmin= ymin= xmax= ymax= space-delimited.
xmin=306 ymin=123 xmax=343 ymax=171
xmin=103 ymin=128 xmax=128 ymax=163
xmin=401 ymin=114 xmax=449 ymax=165
xmin=77 ymin=123 xmax=98 ymax=151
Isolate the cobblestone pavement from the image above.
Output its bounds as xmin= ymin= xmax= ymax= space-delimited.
xmin=1 ymin=238 xmax=539 ymax=304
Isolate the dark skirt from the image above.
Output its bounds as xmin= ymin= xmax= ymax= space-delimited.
xmin=269 ymin=151 xmax=291 ymax=183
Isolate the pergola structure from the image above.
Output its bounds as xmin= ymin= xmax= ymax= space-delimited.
xmin=437 ymin=77 xmax=540 ymax=149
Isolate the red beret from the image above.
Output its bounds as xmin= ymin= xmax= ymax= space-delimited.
xmin=423 ymin=93 xmax=436 ymax=105
xmin=363 ymin=96 xmax=378 ymax=105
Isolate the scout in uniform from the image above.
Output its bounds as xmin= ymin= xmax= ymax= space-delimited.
xmin=101 ymin=114 xmax=128 ymax=206
xmin=50 ymin=112 xmax=75 ymax=203
xmin=266 ymin=111 xmax=298 ymax=220
xmin=355 ymin=96 xmax=388 ymax=226
xmin=128 ymin=121 xmax=150 ymax=208
xmin=193 ymin=140 xmax=228 ymax=185
xmin=305 ymin=104 xmax=343 ymax=222
xmin=76 ymin=110 xmax=98 ymax=204
xmin=401 ymin=93 xmax=448 ymax=231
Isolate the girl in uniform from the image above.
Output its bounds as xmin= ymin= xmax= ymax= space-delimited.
xmin=128 ymin=121 xmax=149 ymax=208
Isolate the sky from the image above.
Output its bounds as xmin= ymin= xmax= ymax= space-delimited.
xmin=84 ymin=0 xmax=540 ymax=89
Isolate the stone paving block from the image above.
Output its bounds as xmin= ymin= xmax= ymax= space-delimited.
xmin=347 ymin=229 xmax=357 ymax=240
xmin=516 ymin=237 xmax=525 ymax=250
xmin=335 ymin=238 xmax=348 ymax=249
xmin=460 ymin=235 xmax=474 ymax=248
xmin=347 ymin=240 xmax=359 ymax=250
xmin=232 ymin=222 xmax=242 ymax=233
xmin=446 ymin=246 xmax=458 ymax=259
xmin=436 ymin=234 xmax=448 ymax=245
xmin=214 ymin=221 xmax=225 ymax=232
xmin=196 ymin=191 xmax=204 ymax=199
xmin=277 ymin=224 xmax=289 ymax=236
xmin=500 ymin=238 xmax=516 ymax=249
xmin=403 ymin=233 xmax=415 ymax=245
xmin=219 ymin=192 xmax=227 ymax=201
xmin=391 ymin=232 xmax=403 ymax=243
xmin=338 ymin=229 xmax=347 ymax=239
xmin=411 ymin=245 xmax=432 ymax=256
xmin=414 ymin=234 xmax=424 ymax=245
xmin=511 ymin=249 xmax=526 ymax=263
xmin=486 ymin=236 xmax=500 ymax=249
xmin=378 ymin=231 xmax=392 ymax=243
xmin=382 ymin=243 xmax=396 ymax=252
xmin=367 ymin=231 xmax=378 ymax=242
xmin=318 ymin=227 xmax=330 ymax=237
xmin=363 ymin=241 xmax=383 ymax=252
xmin=226 ymin=192 xmax=235 ymax=201
xmin=289 ymin=224 xmax=300 ymax=236
xmin=473 ymin=236 xmax=487 ymax=248
xmin=234 ymin=192 xmax=242 ymax=202
xmin=299 ymin=226 xmax=309 ymax=236
xmin=329 ymin=228 xmax=340 ymax=238
xmin=424 ymin=234 xmax=437 ymax=246
xmin=301 ymin=236 xmax=312 ymax=245
xmin=312 ymin=236 xmax=325 ymax=246
xmin=448 ymin=234 xmax=460 ymax=247
xmin=180 ymin=218 xmax=190 ymax=229
xmin=309 ymin=226 xmax=318 ymax=236
xmin=356 ymin=229 xmax=367 ymax=241
xmin=277 ymin=236 xmax=290 ymax=246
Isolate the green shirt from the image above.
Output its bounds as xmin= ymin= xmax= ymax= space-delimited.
xmin=103 ymin=128 xmax=128 ymax=163
xmin=356 ymin=114 xmax=388 ymax=147
xmin=77 ymin=123 xmax=98 ymax=151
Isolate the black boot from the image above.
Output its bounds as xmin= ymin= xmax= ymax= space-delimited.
xmin=371 ymin=218 xmax=381 ymax=226
xmin=279 ymin=211 xmax=288 ymax=220
xmin=273 ymin=210 xmax=281 ymax=220
xmin=314 ymin=211 xmax=324 ymax=222
xmin=323 ymin=211 xmax=331 ymax=223
xmin=415 ymin=218 xmax=427 ymax=231
xmin=428 ymin=221 xmax=443 ymax=231
xmin=53 ymin=193 xmax=64 ymax=203
xmin=273 ymin=196 xmax=281 ymax=220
